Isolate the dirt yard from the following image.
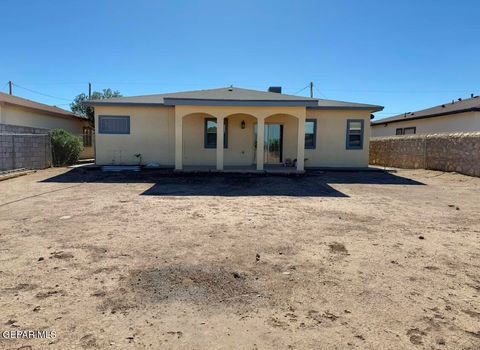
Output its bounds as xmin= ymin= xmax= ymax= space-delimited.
xmin=0 ymin=167 xmax=479 ymax=350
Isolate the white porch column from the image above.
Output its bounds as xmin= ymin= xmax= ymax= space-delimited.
xmin=296 ymin=116 xmax=306 ymax=171
xmin=256 ymin=117 xmax=265 ymax=171
xmin=174 ymin=113 xmax=183 ymax=170
xmin=216 ymin=116 xmax=224 ymax=170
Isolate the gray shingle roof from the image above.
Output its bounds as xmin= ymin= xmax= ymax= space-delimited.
xmin=372 ymin=96 xmax=480 ymax=125
xmin=85 ymin=87 xmax=383 ymax=111
xmin=0 ymin=92 xmax=87 ymax=120
xmin=86 ymin=87 xmax=314 ymax=103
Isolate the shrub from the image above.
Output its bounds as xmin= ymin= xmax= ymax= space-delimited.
xmin=50 ymin=129 xmax=83 ymax=166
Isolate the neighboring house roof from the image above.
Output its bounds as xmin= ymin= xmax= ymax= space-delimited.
xmin=85 ymin=87 xmax=383 ymax=111
xmin=372 ymin=95 xmax=480 ymax=125
xmin=0 ymin=92 xmax=87 ymax=120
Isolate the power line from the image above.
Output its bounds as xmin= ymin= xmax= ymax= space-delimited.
xmin=12 ymin=83 xmax=72 ymax=101
xmin=4 ymin=81 xmax=475 ymax=95
xmin=319 ymin=88 xmax=475 ymax=94
xmin=294 ymin=85 xmax=310 ymax=95
xmin=314 ymin=85 xmax=327 ymax=98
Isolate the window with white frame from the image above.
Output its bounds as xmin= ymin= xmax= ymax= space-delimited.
xmin=304 ymin=119 xmax=317 ymax=149
xmin=346 ymin=119 xmax=364 ymax=149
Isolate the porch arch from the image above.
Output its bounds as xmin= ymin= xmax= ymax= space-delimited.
xmin=223 ymin=113 xmax=258 ymax=167
xmin=264 ymin=113 xmax=306 ymax=171
xmin=174 ymin=108 xmax=305 ymax=171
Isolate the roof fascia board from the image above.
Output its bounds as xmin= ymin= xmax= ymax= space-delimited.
xmin=163 ymin=98 xmax=319 ymax=107
xmin=85 ymin=102 xmax=168 ymax=107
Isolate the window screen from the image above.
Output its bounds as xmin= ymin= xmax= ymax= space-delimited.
xmin=403 ymin=127 xmax=416 ymax=135
xmin=99 ymin=116 xmax=130 ymax=134
xmin=83 ymin=127 xmax=93 ymax=146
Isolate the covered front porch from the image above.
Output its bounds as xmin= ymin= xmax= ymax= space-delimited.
xmin=174 ymin=105 xmax=307 ymax=173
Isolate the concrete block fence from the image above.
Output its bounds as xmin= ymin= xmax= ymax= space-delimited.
xmin=370 ymin=132 xmax=480 ymax=177
xmin=0 ymin=123 xmax=52 ymax=171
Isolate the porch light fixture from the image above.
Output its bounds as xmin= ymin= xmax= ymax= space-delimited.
xmin=241 ymin=120 xmax=246 ymax=129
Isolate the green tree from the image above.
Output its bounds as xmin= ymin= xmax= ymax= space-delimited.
xmin=70 ymin=88 xmax=122 ymax=125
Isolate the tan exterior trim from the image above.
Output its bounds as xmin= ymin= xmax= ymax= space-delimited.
xmin=256 ymin=118 xmax=265 ymax=170
xmin=174 ymin=112 xmax=183 ymax=170
xmin=216 ymin=116 xmax=224 ymax=170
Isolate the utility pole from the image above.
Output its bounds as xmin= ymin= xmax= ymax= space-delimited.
xmin=310 ymin=81 xmax=313 ymax=98
xmin=88 ymin=82 xmax=92 ymax=99
xmin=8 ymin=81 xmax=12 ymax=95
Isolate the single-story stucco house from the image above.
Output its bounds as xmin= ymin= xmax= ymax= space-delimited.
xmin=371 ymin=95 xmax=480 ymax=137
xmin=86 ymin=87 xmax=383 ymax=171
xmin=0 ymin=92 xmax=94 ymax=159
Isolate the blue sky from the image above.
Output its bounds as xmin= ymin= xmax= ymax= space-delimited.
xmin=1 ymin=0 xmax=478 ymax=119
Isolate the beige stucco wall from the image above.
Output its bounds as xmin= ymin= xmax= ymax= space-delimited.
xmin=1 ymin=104 xmax=85 ymax=134
xmin=224 ymin=114 xmax=257 ymax=166
xmin=94 ymin=105 xmax=175 ymax=165
xmin=182 ymin=113 xmax=299 ymax=166
xmin=182 ymin=113 xmax=216 ymax=166
xmin=305 ymin=109 xmax=371 ymax=167
xmin=0 ymin=103 xmax=94 ymax=159
xmin=94 ymin=105 xmax=372 ymax=168
xmin=371 ymin=111 xmax=480 ymax=137
xmin=183 ymin=113 xmax=263 ymax=166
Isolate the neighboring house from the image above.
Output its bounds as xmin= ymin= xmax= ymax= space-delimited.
xmin=371 ymin=95 xmax=480 ymax=137
xmin=0 ymin=92 xmax=94 ymax=159
xmin=86 ymin=87 xmax=383 ymax=171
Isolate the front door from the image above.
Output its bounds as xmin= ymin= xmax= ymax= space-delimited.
xmin=264 ymin=124 xmax=283 ymax=164
xmin=254 ymin=124 xmax=283 ymax=164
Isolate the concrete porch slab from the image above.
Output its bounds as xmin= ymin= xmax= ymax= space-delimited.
xmin=176 ymin=165 xmax=304 ymax=175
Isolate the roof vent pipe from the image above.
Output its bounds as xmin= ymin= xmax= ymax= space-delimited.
xmin=268 ymin=86 xmax=282 ymax=93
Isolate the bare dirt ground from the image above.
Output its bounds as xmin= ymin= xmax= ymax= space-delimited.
xmin=0 ymin=167 xmax=479 ymax=350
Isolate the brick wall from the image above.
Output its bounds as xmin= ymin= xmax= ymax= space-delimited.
xmin=0 ymin=123 xmax=52 ymax=171
xmin=370 ymin=132 xmax=480 ymax=177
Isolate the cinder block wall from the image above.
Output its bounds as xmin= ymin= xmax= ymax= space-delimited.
xmin=370 ymin=132 xmax=480 ymax=177
xmin=0 ymin=123 xmax=52 ymax=171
